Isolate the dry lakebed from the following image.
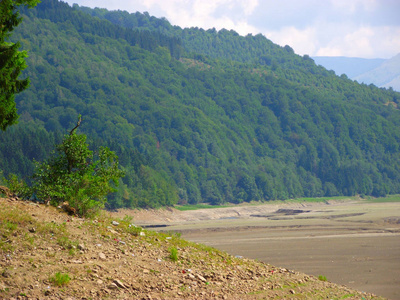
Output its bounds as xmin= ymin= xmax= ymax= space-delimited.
xmin=120 ymin=199 xmax=400 ymax=299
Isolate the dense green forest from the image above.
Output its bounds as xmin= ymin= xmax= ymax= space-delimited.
xmin=1 ymin=0 xmax=400 ymax=209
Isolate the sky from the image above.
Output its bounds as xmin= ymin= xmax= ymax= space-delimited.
xmin=64 ymin=0 xmax=400 ymax=59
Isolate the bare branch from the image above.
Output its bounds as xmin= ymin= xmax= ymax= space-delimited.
xmin=69 ymin=115 xmax=82 ymax=135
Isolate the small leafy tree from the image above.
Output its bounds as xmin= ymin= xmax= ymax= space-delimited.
xmin=31 ymin=117 xmax=124 ymax=217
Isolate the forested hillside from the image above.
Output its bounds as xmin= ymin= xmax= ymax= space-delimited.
xmin=1 ymin=0 xmax=400 ymax=209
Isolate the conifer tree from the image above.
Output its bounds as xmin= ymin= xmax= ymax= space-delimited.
xmin=0 ymin=0 xmax=39 ymax=130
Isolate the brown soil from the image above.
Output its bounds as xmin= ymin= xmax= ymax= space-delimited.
xmin=0 ymin=196 xmax=388 ymax=299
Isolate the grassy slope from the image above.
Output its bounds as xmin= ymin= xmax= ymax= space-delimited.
xmin=0 ymin=196 xmax=385 ymax=299
xmin=365 ymin=194 xmax=400 ymax=203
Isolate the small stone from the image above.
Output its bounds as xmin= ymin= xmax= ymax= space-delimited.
xmin=113 ymin=279 xmax=127 ymax=289
xmin=29 ymin=227 xmax=36 ymax=233
xmin=196 ymin=274 xmax=207 ymax=282
xmin=112 ymin=221 xmax=119 ymax=226
xmin=70 ymin=260 xmax=83 ymax=264
xmin=290 ymin=289 xmax=295 ymax=294
xmin=96 ymin=279 xmax=103 ymax=285
xmin=2 ymin=269 xmax=11 ymax=278
xmin=140 ymin=231 xmax=145 ymax=236
xmin=107 ymin=283 xmax=119 ymax=290
xmin=77 ymin=244 xmax=85 ymax=251
xmin=98 ymin=252 xmax=106 ymax=260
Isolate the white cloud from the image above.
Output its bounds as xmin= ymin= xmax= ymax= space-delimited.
xmin=315 ymin=25 xmax=400 ymax=58
xmin=259 ymin=5 xmax=400 ymax=59
xmin=238 ymin=0 xmax=258 ymax=16
xmin=329 ymin=0 xmax=378 ymax=13
xmin=263 ymin=26 xmax=318 ymax=56
xmin=133 ymin=0 xmax=259 ymax=34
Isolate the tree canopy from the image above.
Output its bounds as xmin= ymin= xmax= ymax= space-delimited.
xmin=1 ymin=0 xmax=400 ymax=208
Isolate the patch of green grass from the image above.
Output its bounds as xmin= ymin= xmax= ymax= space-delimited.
xmin=169 ymin=247 xmax=178 ymax=262
xmin=291 ymin=196 xmax=357 ymax=203
xmin=4 ymin=221 xmax=17 ymax=231
xmin=126 ymin=225 xmax=142 ymax=236
xmin=24 ymin=233 xmax=35 ymax=245
xmin=365 ymin=194 xmax=400 ymax=203
xmin=49 ymin=272 xmax=71 ymax=286
xmin=57 ymin=235 xmax=78 ymax=252
xmin=0 ymin=206 xmax=34 ymax=227
xmin=340 ymin=294 xmax=357 ymax=299
xmin=175 ymin=203 xmax=232 ymax=211
xmin=121 ymin=215 xmax=134 ymax=223
xmin=0 ymin=206 xmax=36 ymax=253
xmin=38 ymin=221 xmax=66 ymax=236
xmin=318 ymin=275 xmax=327 ymax=281
xmin=38 ymin=222 xmax=78 ymax=253
xmin=68 ymin=248 xmax=76 ymax=256
xmin=248 ymin=290 xmax=266 ymax=295
xmin=163 ymin=230 xmax=182 ymax=238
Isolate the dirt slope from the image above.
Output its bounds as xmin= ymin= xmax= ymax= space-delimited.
xmin=0 ymin=197 xmax=385 ymax=299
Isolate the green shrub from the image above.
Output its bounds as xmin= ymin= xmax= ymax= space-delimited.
xmin=3 ymin=174 xmax=30 ymax=198
xmin=318 ymin=275 xmax=327 ymax=281
xmin=126 ymin=225 xmax=142 ymax=236
xmin=30 ymin=117 xmax=124 ymax=217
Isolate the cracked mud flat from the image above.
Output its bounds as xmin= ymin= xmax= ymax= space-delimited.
xmin=118 ymin=200 xmax=400 ymax=300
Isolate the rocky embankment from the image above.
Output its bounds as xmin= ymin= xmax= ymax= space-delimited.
xmin=0 ymin=197 xmax=385 ymax=299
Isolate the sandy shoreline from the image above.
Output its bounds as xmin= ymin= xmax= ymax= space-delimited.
xmin=115 ymin=199 xmax=358 ymax=225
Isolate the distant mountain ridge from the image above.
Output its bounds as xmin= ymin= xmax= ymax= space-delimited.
xmin=354 ymin=53 xmax=400 ymax=92
xmin=312 ymin=55 xmax=400 ymax=92
xmin=312 ymin=56 xmax=386 ymax=78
